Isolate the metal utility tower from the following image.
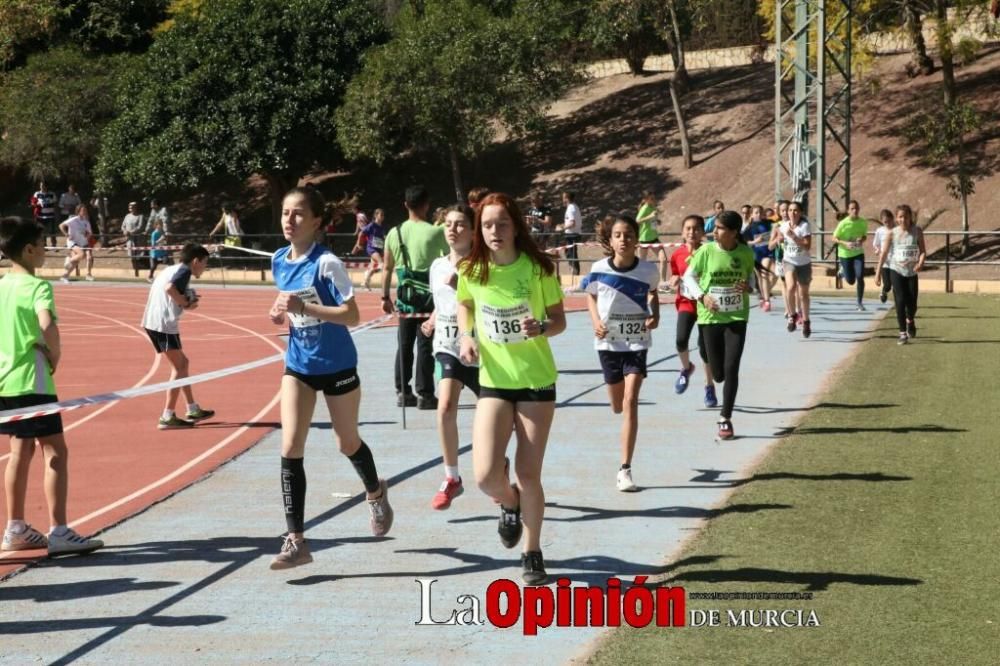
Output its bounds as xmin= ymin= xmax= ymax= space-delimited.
xmin=774 ymin=0 xmax=853 ymax=259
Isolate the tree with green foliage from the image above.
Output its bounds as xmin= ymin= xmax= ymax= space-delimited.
xmin=0 ymin=46 xmax=124 ymax=183
xmin=584 ymin=0 xmax=667 ymax=75
xmin=95 ymin=0 xmax=387 ymax=222
xmin=60 ymin=0 xmax=169 ymax=54
xmin=336 ymin=0 xmax=581 ymax=201
xmin=0 ymin=0 xmax=61 ymax=67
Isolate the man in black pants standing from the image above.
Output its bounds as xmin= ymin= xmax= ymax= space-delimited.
xmin=381 ymin=185 xmax=448 ymax=409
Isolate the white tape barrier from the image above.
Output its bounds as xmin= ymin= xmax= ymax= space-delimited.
xmin=0 ymin=314 xmax=393 ymax=425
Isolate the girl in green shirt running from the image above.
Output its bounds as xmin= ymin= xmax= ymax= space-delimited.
xmin=681 ymin=211 xmax=755 ymax=441
xmin=636 ymin=191 xmax=667 ymax=287
xmin=457 ymin=192 xmax=566 ymax=586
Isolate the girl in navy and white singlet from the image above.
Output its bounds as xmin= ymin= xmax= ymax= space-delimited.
xmin=581 ymin=213 xmax=659 ymax=492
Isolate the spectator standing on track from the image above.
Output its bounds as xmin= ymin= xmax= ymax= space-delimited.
xmin=121 ymin=201 xmax=147 ymax=276
xmin=0 ymin=217 xmax=104 ymax=556
xmin=58 ymin=185 xmax=81 ymax=221
xmin=148 ymin=199 xmax=171 ymax=239
xmin=148 ymin=219 xmax=168 ymax=282
xmin=140 ymin=242 xmax=215 ymax=430
xmin=30 ymin=182 xmax=59 ymax=247
xmin=267 ymin=186 xmax=393 ymax=570
xmin=559 ymin=191 xmax=582 ymax=276
xmin=525 ymin=193 xmax=553 ymax=250
xmin=382 ymin=185 xmax=448 ymax=410
xmin=90 ymin=191 xmax=110 ymax=244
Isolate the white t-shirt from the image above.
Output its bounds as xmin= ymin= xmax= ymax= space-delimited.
xmin=429 ymin=256 xmax=476 ymax=364
xmin=563 ymin=203 xmax=582 ymax=235
xmin=581 ymin=257 xmax=659 ymax=352
xmin=780 ymin=220 xmax=812 ymax=266
xmin=63 ymin=215 xmax=91 ymax=248
xmin=142 ymin=263 xmax=194 ymax=334
xmin=59 ymin=192 xmax=81 ymax=217
xmin=873 ymin=226 xmax=890 ymax=256
xmin=222 ymin=212 xmax=243 ymax=236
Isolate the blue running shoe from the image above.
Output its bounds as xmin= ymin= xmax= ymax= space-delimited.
xmin=704 ymin=385 xmax=718 ymax=408
xmin=674 ymin=363 xmax=694 ymax=394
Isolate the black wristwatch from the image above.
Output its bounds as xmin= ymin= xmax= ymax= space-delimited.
xmin=539 ymin=320 xmax=548 ymax=335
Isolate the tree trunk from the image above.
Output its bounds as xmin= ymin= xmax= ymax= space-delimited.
xmin=934 ymin=0 xmax=957 ymax=105
xmin=667 ymin=0 xmax=689 ymax=93
xmin=960 ymin=186 xmax=970 ymax=256
xmin=902 ymin=0 xmax=934 ymax=75
xmin=668 ymin=78 xmax=692 ymax=169
xmin=263 ymin=171 xmax=292 ymax=229
xmin=448 ymin=144 xmax=464 ymax=204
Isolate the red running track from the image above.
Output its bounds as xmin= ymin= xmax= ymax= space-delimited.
xmin=0 ymin=284 xmax=587 ymax=578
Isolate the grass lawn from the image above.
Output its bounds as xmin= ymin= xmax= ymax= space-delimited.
xmin=590 ymin=293 xmax=1000 ymax=665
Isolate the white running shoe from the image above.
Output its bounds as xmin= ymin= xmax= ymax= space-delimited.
xmin=59 ymin=277 xmax=70 ymax=284
xmin=2 ymin=524 xmax=48 ymax=551
xmin=616 ymin=468 xmax=638 ymax=492
xmin=47 ymin=528 xmax=104 ymax=556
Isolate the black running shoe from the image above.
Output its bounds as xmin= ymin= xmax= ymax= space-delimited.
xmin=521 ymin=550 xmax=548 ymax=586
xmin=907 ymin=321 xmax=916 ymax=338
xmin=880 ymin=292 xmax=888 ymax=304
xmin=802 ymin=320 xmax=812 ymax=338
xmin=498 ymin=489 xmax=522 ymax=549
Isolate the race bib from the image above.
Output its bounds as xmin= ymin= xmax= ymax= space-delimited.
xmin=844 ymin=240 xmax=862 ymax=250
xmin=481 ymin=302 xmax=531 ymax=344
xmin=894 ymin=246 xmax=918 ymax=264
xmin=287 ymin=287 xmax=322 ymax=328
xmin=371 ymin=237 xmax=384 ymax=249
xmin=784 ymin=238 xmax=804 ymax=257
xmin=433 ymin=312 xmax=461 ymax=355
xmin=709 ymin=286 xmax=744 ymax=313
xmin=605 ymin=312 xmax=649 ymax=344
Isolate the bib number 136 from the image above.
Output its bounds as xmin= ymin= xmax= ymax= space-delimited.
xmin=481 ymin=302 xmax=531 ymax=344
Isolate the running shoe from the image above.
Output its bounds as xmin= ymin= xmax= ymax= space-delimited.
xmin=431 ymin=477 xmax=464 ymax=510
xmin=704 ymin=385 xmax=718 ymax=408
xmin=59 ymin=277 xmax=70 ymax=284
xmin=146 ymin=277 xmax=154 ymax=283
xmin=269 ymin=534 xmax=313 ymax=570
xmin=47 ymin=528 xmax=103 ymax=556
xmin=396 ymin=392 xmax=417 ymax=408
xmin=762 ymin=300 xmax=772 ymax=313
xmin=856 ymin=303 xmax=866 ymax=312
xmin=616 ymin=468 xmax=638 ymax=492
xmin=85 ymin=275 xmax=95 ymax=282
xmin=786 ymin=317 xmax=797 ymax=332
xmin=880 ymin=291 xmax=888 ymax=304
xmin=674 ymin=363 xmax=694 ymax=394
xmin=498 ymin=487 xmax=522 ymax=549
xmin=907 ymin=321 xmax=917 ymax=338
xmin=717 ymin=419 xmax=734 ymax=440
xmin=802 ymin=320 xmax=812 ymax=338
xmin=185 ymin=407 xmax=215 ymax=422
xmin=158 ymin=415 xmax=194 ymax=430
xmin=368 ymin=479 xmax=394 ymax=537
xmin=1 ymin=524 xmax=48 ymax=551
xmin=521 ymin=550 xmax=548 ymax=586
xmin=897 ymin=332 xmax=908 ymax=345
